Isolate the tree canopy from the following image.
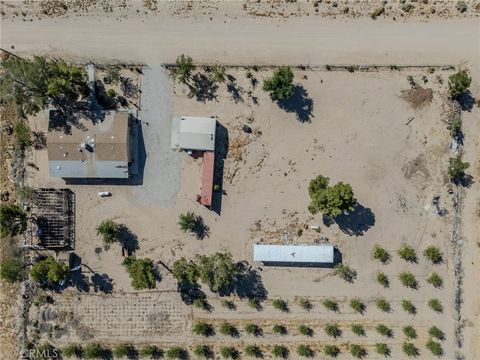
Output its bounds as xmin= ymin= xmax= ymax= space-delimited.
xmin=96 ymin=219 xmax=119 ymax=244
xmin=30 ymin=257 xmax=68 ymax=284
xmin=178 ymin=212 xmax=197 ymax=232
xmin=0 ymin=257 xmax=23 ymax=282
xmin=448 ymin=70 xmax=472 ymax=97
xmin=448 ymin=155 xmax=469 ymax=182
xmin=123 ymin=256 xmax=156 ymax=290
xmin=171 ymin=54 xmax=195 ymax=85
xmin=263 ymin=67 xmax=294 ymax=101
xmin=307 ymin=175 xmax=357 ymax=217
xmin=1 ymin=55 xmax=90 ymax=116
xmin=0 ymin=204 xmax=27 ymax=237
xmin=172 ymin=257 xmax=199 ymax=284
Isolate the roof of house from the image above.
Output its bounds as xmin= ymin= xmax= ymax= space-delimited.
xmin=170 ymin=116 xmax=216 ymax=151
xmin=47 ymin=111 xmax=130 ymax=178
xmin=253 ymin=244 xmax=335 ymax=264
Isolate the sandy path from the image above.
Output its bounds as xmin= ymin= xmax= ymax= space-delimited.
xmin=1 ymin=17 xmax=479 ymax=66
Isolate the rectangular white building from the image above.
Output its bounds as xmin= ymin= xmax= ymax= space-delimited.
xmin=254 ymin=244 xmax=335 ymax=267
xmin=170 ymin=116 xmax=216 ymax=151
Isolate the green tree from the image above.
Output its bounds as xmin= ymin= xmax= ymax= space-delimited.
xmin=172 ymin=257 xmax=199 ymax=284
xmin=375 ymin=343 xmax=390 ymax=357
xmin=448 ymin=70 xmax=472 ymax=97
xmin=372 ymin=245 xmax=390 ymax=264
xmin=166 ymin=347 xmax=187 ymax=360
xmin=427 ymin=272 xmax=443 ymax=288
xmin=403 ymin=325 xmax=417 ymax=339
xmin=193 ymin=321 xmax=214 ymax=337
xmin=426 ymin=339 xmax=443 ymax=356
xmin=350 ymin=298 xmax=365 ymax=314
xmin=448 ymin=155 xmax=469 ymax=182
xmin=423 ymin=246 xmax=443 ymax=264
xmin=221 ymin=299 xmax=236 ymax=310
xmin=272 ymin=298 xmax=288 ymax=312
xmin=193 ymin=297 xmax=209 ymax=310
xmin=171 ymin=55 xmax=195 ymax=85
xmin=0 ymin=204 xmax=27 ymax=237
xmin=324 ymin=323 xmax=341 ymax=338
xmin=30 ymin=257 xmax=68 ymax=284
xmin=0 ymin=257 xmax=23 ymax=282
xmin=220 ymin=347 xmax=237 ymax=359
xmin=1 ymin=55 xmax=90 ymax=116
xmin=350 ymin=344 xmax=367 ymax=358
xmin=139 ymin=345 xmax=162 ymax=359
xmin=211 ymin=65 xmax=227 ymax=83
xmin=244 ymin=345 xmax=261 ymax=358
xmin=298 ymin=324 xmax=313 ymax=336
xmin=271 ymin=345 xmax=288 ymax=359
xmin=401 ymin=299 xmax=416 ymax=315
xmin=123 ymin=257 xmax=156 ymax=289
xmin=402 ymin=342 xmax=419 ymax=357
xmin=263 ymin=66 xmax=294 ymax=101
xmin=219 ymin=321 xmax=237 ymax=337
xmin=297 ymin=345 xmax=313 ymax=358
xmin=308 ymin=176 xmax=357 ymax=217
xmin=14 ymin=120 xmax=32 ymax=150
xmin=298 ymin=297 xmax=312 ymax=311
xmin=248 ymin=297 xmax=261 ymax=310
xmin=399 ymin=271 xmax=417 ymax=289
xmin=333 ymin=263 xmax=357 ymax=282
xmin=193 ymin=345 xmax=212 ymax=359
xmin=428 ymin=298 xmax=443 ymax=313
xmin=245 ymin=323 xmax=262 ymax=336
xmin=83 ymin=343 xmax=104 ymax=359
xmin=376 ymin=324 xmax=392 ymax=337
xmin=105 ymin=65 xmax=121 ymax=84
xmin=375 ymin=298 xmax=391 ymax=312
xmin=272 ymin=324 xmax=287 ymax=335
xmin=377 ymin=272 xmax=389 ymax=288
xmin=428 ymin=326 xmax=445 ymax=340
xmin=96 ymin=219 xmax=119 ymax=244
xmin=61 ymin=344 xmax=81 ymax=358
xmin=398 ymin=244 xmax=417 ymax=262
xmin=178 ymin=212 xmax=197 ymax=232
xmin=113 ymin=344 xmax=134 ymax=358
xmin=322 ymin=299 xmax=338 ymax=312
xmin=351 ymin=324 xmax=365 ymax=336
xmin=448 ymin=117 xmax=462 ymax=138
xmin=196 ymin=252 xmax=237 ymax=292
xmin=323 ymin=345 xmax=340 ymax=358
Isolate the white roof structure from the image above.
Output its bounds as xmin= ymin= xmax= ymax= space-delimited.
xmin=254 ymin=244 xmax=335 ymax=265
xmin=171 ymin=116 xmax=216 ymax=151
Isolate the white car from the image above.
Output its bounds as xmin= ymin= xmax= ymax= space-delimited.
xmin=97 ymin=192 xmax=112 ymax=197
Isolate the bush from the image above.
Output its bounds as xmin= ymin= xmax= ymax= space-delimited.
xmin=375 ymin=343 xmax=390 ymax=357
xmin=220 ymin=347 xmax=237 ymax=360
xmin=333 ymin=263 xmax=357 ymax=283
xmin=139 ymin=345 xmax=162 ymax=358
xmin=248 ymin=298 xmax=261 ymax=310
xmin=399 ymin=271 xmax=418 ymax=289
xmin=193 ymin=345 xmax=212 ymax=359
xmin=271 ymin=345 xmax=288 ymax=358
xmin=377 ymin=272 xmax=389 ymax=288
xmin=30 ymin=256 xmax=68 ymax=284
xmin=322 ymin=299 xmax=338 ymax=312
xmin=428 ymin=326 xmax=445 ymax=340
xmin=426 ymin=339 xmax=443 ymax=356
xmin=323 ymin=345 xmax=340 ymax=357
xmin=298 ymin=324 xmax=313 ymax=337
xmin=244 ymin=345 xmax=261 ymax=358
xmin=350 ymin=344 xmax=366 ymax=358
xmin=96 ymin=219 xmax=119 ymax=244
xmin=427 ymin=272 xmax=443 ymax=288
xmin=349 ymin=298 xmax=365 ymax=314
xmin=403 ymin=326 xmax=417 ymax=339
xmin=370 ymin=6 xmax=385 ymax=19
xmin=272 ymin=324 xmax=287 ymax=335
xmin=0 ymin=204 xmax=27 ymax=237
xmin=171 ymin=54 xmax=194 ymax=84
xmin=376 ymin=324 xmax=392 ymax=337
xmin=166 ymin=347 xmax=187 ymax=360
xmin=448 ymin=155 xmax=469 ymax=182
xmin=83 ymin=343 xmax=105 ymax=359
xmin=448 ymin=70 xmax=471 ymax=96
xmin=423 ymin=246 xmax=443 ymax=264
xmin=62 ymin=344 xmax=82 ymax=358
xmin=298 ymin=298 xmax=312 ymax=310
xmin=113 ymin=344 xmax=134 ymax=358
xmin=193 ymin=321 xmax=214 ymax=337
xmin=375 ymin=298 xmax=391 ymax=312
xmin=244 ymin=323 xmax=262 ymax=336
xmin=401 ymin=300 xmax=416 ymax=315
xmin=398 ymin=244 xmax=417 ymax=262
xmin=178 ymin=212 xmax=197 ymax=232
xmin=123 ymin=257 xmax=156 ymax=290
xmin=351 ymin=324 xmax=365 ymax=336
xmin=107 ymin=88 xmax=117 ymax=98
xmin=297 ymin=345 xmax=313 ymax=358
xmin=0 ymin=257 xmax=23 ymax=283
xmin=14 ymin=120 xmax=32 ymax=150
xmin=193 ymin=298 xmax=210 ymax=310
xmin=456 ymin=0 xmax=468 ymax=12
xmin=372 ymin=245 xmax=390 ymax=263
xmin=402 ymin=342 xmax=419 ymax=357
xmin=428 ymin=298 xmax=443 ymax=313
xmin=272 ymin=299 xmax=288 ymax=312
xmin=262 ymin=67 xmax=294 ymax=101
xmin=219 ymin=321 xmax=237 ymax=337
xmin=324 ymin=323 xmax=341 ymax=338
xmin=221 ymin=299 xmax=236 ymax=310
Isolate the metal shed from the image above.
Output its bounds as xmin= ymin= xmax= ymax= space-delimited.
xmin=254 ymin=244 xmax=335 ymax=267
xmin=170 ymin=116 xmax=216 ymax=151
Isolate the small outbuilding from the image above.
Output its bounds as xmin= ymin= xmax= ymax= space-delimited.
xmin=170 ymin=116 xmax=216 ymax=151
xmin=253 ymin=244 xmax=335 ymax=267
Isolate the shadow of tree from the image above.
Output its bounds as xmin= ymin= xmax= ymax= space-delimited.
xmin=227 ymin=81 xmax=244 ymax=103
xmin=454 ymin=91 xmax=476 ymax=111
xmin=121 ymin=77 xmax=140 ymax=98
xmin=229 ymin=261 xmax=268 ymax=300
xmin=91 ymin=273 xmax=113 ymax=293
xmin=333 ymin=204 xmax=375 ymax=236
xmin=117 ymin=224 xmax=139 ymax=255
xmin=190 ymin=73 xmax=218 ymax=102
xmin=178 ymin=282 xmax=207 ymax=305
xmin=193 ymin=216 xmax=210 ymax=240
xmin=277 ymin=85 xmax=314 ymax=123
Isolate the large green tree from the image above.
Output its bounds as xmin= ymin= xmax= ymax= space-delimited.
xmin=308 ymin=175 xmax=357 ymax=217
xmin=172 ymin=257 xmax=199 ymax=284
xmin=448 ymin=70 xmax=472 ymax=97
xmin=263 ymin=66 xmax=294 ymax=101
xmin=196 ymin=252 xmax=237 ymax=292
xmin=0 ymin=204 xmax=27 ymax=237
xmin=1 ymin=55 xmax=90 ymax=115
xmin=30 ymin=257 xmax=68 ymax=284
xmin=123 ymin=257 xmax=156 ymax=290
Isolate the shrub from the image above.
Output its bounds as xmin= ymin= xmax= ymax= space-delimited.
xmin=398 ymin=245 xmax=417 ymax=262
xmin=399 ymin=271 xmax=418 ymax=289
xmin=272 ymin=324 xmax=287 ymax=335
xmin=123 ymin=257 xmax=156 ymax=290
xmin=0 ymin=204 xmax=27 ymax=237
xmin=426 ymin=339 xmax=443 ymax=356
xmin=248 ymin=298 xmax=261 ymax=310
xmin=428 ymin=298 xmax=443 ymax=313
xmin=370 ymin=6 xmax=385 ymax=19
xmin=193 ymin=345 xmax=212 ymax=359
xmin=271 ymin=345 xmax=288 ymax=358
xmin=262 ymin=67 xmax=294 ymax=101
xmin=323 ymin=345 xmax=340 ymax=357
xmin=171 ymin=54 xmax=194 ymax=84
xmin=423 ymin=246 xmax=443 ymax=264
xmin=178 ymin=212 xmax=197 ymax=232
xmin=221 ymin=299 xmax=236 ymax=310
xmin=139 ymin=345 xmax=162 ymax=358
xmin=377 ymin=272 xmax=389 ymax=288
xmin=427 ymin=272 xmax=443 ymax=288
xmin=401 ymin=300 xmax=416 ymax=315
xmin=62 ymin=344 xmax=81 ymax=358
xmin=297 ymin=345 xmax=313 ymax=358
xmin=193 ymin=298 xmax=210 ymax=310
xmin=113 ymin=344 xmax=134 ymax=358
xmin=30 ymin=256 xmax=68 ymax=284
xmin=83 ymin=343 xmax=104 ymax=359
xmin=456 ymin=0 xmax=468 ymax=13
xmin=322 ymin=299 xmax=338 ymax=312
xmin=403 ymin=326 xmax=417 ymax=339
xmin=193 ymin=321 xmax=214 ymax=337
xmin=96 ymin=219 xmax=119 ymax=244
xmin=333 ymin=263 xmax=357 ymax=283
xmin=272 ymin=299 xmax=288 ymax=312
xmin=244 ymin=345 xmax=261 ymax=358
xmin=448 ymin=155 xmax=469 ymax=182
xmin=448 ymin=70 xmax=471 ymax=96
xmin=220 ymin=347 xmax=238 ymax=359
xmin=244 ymin=323 xmax=262 ymax=336
xmin=375 ymin=298 xmax=391 ymax=312
xmin=428 ymin=326 xmax=445 ymax=340
xmin=298 ymin=324 xmax=313 ymax=337
xmin=349 ymin=298 xmax=365 ymax=314
xmin=350 ymin=345 xmax=367 ymax=358
xmin=402 ymin=342 xmax=419 ymax=357
xmin=298 ymin=297 xmax=312 ymax=310
xmin=107 ymin=88 xmax=117 ymax=98
xmin=372 ymin=245 xmax=390 ymax=263
xmin=0 ymin=257 xmax=23 ymax=283
xmin=376 ymin=324 xmax=392 ymax=337
xmin=219 ymin=321 xmax=237 ymax=337
xmin=351 ymin=324 xmax=365 ymax=336
xmin=375 ymin=343 xmax=390 ymax=357
xmin=324 ymin=323 xmax=341 ymax=338
xmin=166 ymin=347 xmax=187 ymax=360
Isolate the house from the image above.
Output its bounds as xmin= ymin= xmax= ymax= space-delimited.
xmin=47 ymin=111 xmax=132 ymax=179
xmin=170 ymin=116 xmax=217 ymax=207
xmin=253 ymin=244 xmax=335 ymax=267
